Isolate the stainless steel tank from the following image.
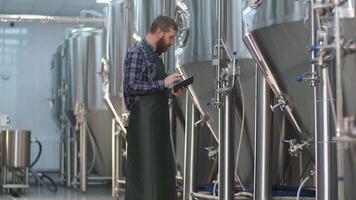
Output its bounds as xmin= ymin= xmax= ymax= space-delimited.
xmin=64 ymin=27 xmax=112 ymax=177
xmin=243 ymin=0 xmax=356 ymax=198
xmin=103 ymin=0 xmax=175 ymax=115
xmin=103 ymin=1 xmax=176 ymax=195
xmin=174 ymin=0 xmax=255 ymax=186
xmin=2 ymin=129 xmax=31 ymax=168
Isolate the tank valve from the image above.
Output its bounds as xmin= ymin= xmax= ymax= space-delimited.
xmin=205 ymin=146 xmax=218 ymax=160
xmin=283 ymin=139 xmax=310 ymax=157
xmin=308 ymin=44 xmax=320 ymax=52
xmin=296 ymin=72 xmax=319 ymax=87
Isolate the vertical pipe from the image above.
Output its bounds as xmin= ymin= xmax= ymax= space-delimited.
xmin=183 ymin=92 xmax=192 ymax=200
xmin=25 ymin=167 xmax=29 ymax=187
xmin=183 ymin=93 xmax=197 ymax=200
xmin=80 ymin=122 xmax=87 ymax=192
xmin=254 ymin=67 xmax=272 ymax=200
xmin=190 ymin=103 xmax=199 ymax=199
xmin=169 ymin=98 xmax=177 ymax=156
xmin=217 ymin=1 xmax=224 ymax=200
xmin=66 ymin=122 xmax=71 ymax=187
xmin=116 ymin=126 xmax=122 ymax=196
xmin=2 ymin=167 xmax=6 ymax=185
xmin=219 ymin=85 xmax=234 ymax=200
xmin=73 ymin=130 xmax=78 ymax=188
xmin=310 ymin=1 xmax=319 ymax=199
xmin=60 ymin=127 xmax=65 ymax=183
xmin=334 ymin=0 xmax=345 ymax=199
xmin=317 ymin=66 xmax=337 ymax=200
xmin=112 ymin=118 xmax=117 ymax=198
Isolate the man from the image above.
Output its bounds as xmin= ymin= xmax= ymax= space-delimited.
xmin=123 ymin=15 xmax=183 ymax=200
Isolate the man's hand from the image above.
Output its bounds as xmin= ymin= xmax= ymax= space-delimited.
xmin=171 ymin=87 xmax=186 ymax=96
xmin=164 ymin=73 xmax=182 ymax=88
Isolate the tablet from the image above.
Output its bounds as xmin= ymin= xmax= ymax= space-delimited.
xmin=172 ymin=76 xmax=194 ymax=93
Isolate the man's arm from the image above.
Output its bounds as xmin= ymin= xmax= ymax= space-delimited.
xmin=124 ymin=50 xmax=165 ymax=95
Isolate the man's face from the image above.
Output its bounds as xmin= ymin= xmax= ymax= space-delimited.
xmin=157 ymin=27 xmax=176 ymax=53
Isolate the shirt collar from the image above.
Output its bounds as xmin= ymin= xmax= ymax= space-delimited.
xmin=143 ymin=39 xmax=161 ymax=56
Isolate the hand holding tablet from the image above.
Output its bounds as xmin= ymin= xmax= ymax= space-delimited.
xmin=171 ymin=76 xmax=194 ymax=93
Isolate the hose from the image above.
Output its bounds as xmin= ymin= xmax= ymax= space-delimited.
xmin=30 ymin=140 xmax=42 ymax=168
xmin=297 ymin=170 xmax=315 ymax=200
xmin=16 ymin=139 xmax=58 ymax=193
xmin=213 ymin=179 xmax=218 ymax=196
xmin=234 ymin=191 xmax=254 ymax=199
xmin=234 ymin=77 xmax=246 ymax=190
xmin=30 ymin=168 xmax=58 ymax=192
xmin=84 ymin=122 xmax=97 ymax=174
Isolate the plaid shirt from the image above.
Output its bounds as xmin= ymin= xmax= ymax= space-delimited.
xmin=123 ymin=40 xmax=166 ymax=109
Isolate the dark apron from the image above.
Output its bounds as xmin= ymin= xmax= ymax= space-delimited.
xmin=125 ymin=56 xmax=176 ymax=200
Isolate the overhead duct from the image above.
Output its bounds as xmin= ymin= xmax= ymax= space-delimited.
xmin=0 ymin=14 xmax=103 ymax=26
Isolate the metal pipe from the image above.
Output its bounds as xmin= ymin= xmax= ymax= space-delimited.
xmin=218 ymin=83 xmax=234 ymax=200
xmin=189 ymin=103 xmax=199 ymax=199
xmin=309 ymin=2 xmax=319 ymax=200
xmin=183 ymin=92 xmax=191 ymax=200
xmin=80 ymin=121 xmax=87 ymax=192
xmin=254 ymin=67 xmax=272 ymax=200
xmin=87 ymin=176 xmax=111 ymax=181
xmin=316 ymin=64 xmax=337 ymax=200
xmin=116 ymin=126 xmax=123 ymax=197
xmin=66 ymin=121 xmax=71 ymax=187
xmin=73 ymin=128 xmax=78 ymax=188
xmin=117 ymin=179 xmax=126 ymax=184
xmin=0 ymin=14 xmax=103 ymax=26
xmin=60 ymin=126 xmax=65 ymax=184
xmin=111 ymin=119 xmax=117 ymax=198
xmin=334 ymin=0 xmax=345 ymax=198
xmin=169 ymin=97 xmax=177 ymax=157
xmin=183 ymin=93 xmax=198 ymax=200
xmin=243 ymin=33 xmax=309 ymax=140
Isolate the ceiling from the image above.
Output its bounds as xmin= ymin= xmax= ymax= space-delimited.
xmin=0 ymin=0 xmax=107 ymax=17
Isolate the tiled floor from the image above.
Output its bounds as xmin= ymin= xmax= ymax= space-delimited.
xmin=0 ymin=186 xmax=118 ymax=200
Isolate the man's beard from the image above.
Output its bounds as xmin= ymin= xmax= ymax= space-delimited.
xmin=156 ymin=37 xmax=170 ymax=53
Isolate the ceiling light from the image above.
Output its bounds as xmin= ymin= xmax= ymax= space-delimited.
xmin=96 ymin=0 xmax=111 ymax=4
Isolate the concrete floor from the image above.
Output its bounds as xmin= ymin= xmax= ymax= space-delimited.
xmin=0 ymin=186 xmax=117 ymax=200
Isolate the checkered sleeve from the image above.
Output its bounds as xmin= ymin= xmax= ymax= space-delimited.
xmin=124 ymin=49 xmax=165 ymax=96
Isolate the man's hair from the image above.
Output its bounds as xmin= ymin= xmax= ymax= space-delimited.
xmin=149 ymin=15 xmax=178 ymax=33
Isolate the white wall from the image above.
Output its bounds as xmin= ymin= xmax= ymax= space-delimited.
xmin=0 ymin=22 xmax=75 ymax=171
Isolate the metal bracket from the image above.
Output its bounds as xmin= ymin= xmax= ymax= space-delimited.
xmin=270 ymin=99 xmax=286 ymax=112
xmin=296 ymin=71 xmax=320 ymax=87
xmin=194 ymin=114 xmax=209 ymax=127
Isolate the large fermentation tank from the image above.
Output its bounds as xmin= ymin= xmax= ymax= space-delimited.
xmin=175 ymin=0 xmax=255 ymax=186
xmin=65 ymin=27 xmax=112 ymax=176
xmin=103 ymin=0 xmax=175 ymax=116
xmin=243 ymin=0 xmax=356 ymax=198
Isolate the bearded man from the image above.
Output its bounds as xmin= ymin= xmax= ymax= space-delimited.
xmin=123 ymin=15 xmax=184 ymax=200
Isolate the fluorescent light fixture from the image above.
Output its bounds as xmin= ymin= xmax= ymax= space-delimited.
xmin=96 ymin=0 xmax=111 ymax=4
